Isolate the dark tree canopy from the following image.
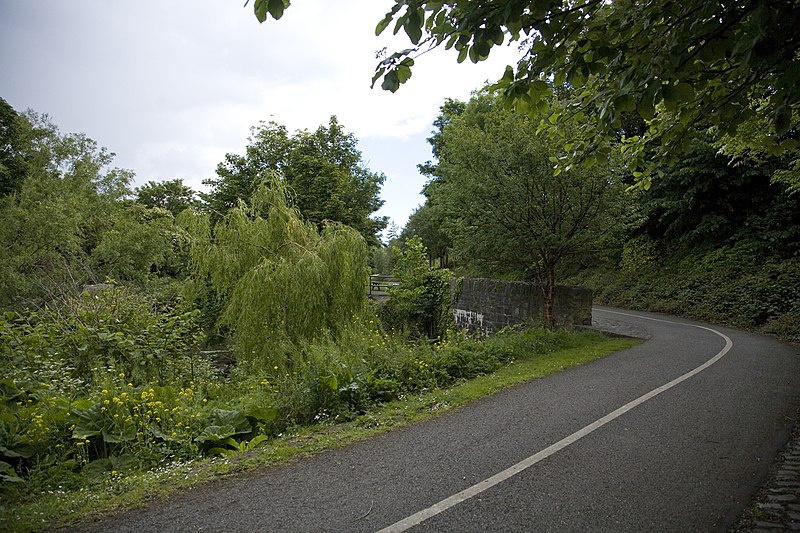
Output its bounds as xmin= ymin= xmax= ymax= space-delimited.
xmin=251 ymin=1 xmax=800 ymax=184
xmin=635 ymin=135 xmax=800 ymax=256
xmin=203 ymin=116 xmax=387 ymax=245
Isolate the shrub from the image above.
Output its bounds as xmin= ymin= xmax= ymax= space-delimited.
xmin=0 ymin=286 xmax=207 ymax=388
xmin=381 ymin=237 xmax=453 ymax=339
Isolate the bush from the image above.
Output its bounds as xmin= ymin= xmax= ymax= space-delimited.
xmin=571 ymin=241 xmax=800 ymax=340
xmin=1 ymin=286 xmax=207 ymax=389
xmin=381 ymin=237 xmax=453 ymax=339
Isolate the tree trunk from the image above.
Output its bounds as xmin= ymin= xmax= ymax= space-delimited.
xmin=543 ymin=262 xmax=555 ymax=328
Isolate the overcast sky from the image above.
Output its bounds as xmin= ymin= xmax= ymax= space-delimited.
xmin=0 ymin=1 xmax=520 ymax=231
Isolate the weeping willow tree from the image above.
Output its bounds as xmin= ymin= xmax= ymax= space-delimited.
xmin=181 ymin=173 xmax=368 ymax=370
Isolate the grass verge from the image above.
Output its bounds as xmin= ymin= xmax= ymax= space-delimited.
xmin=6 ymin=335 xmax=639 ymax=532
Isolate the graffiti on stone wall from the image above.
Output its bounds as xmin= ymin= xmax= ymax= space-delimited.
xmin=452 ymin=278 xmax=592 ymax=332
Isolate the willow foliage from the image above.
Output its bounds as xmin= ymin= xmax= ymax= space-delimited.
xmin=182 ymin=173 xmax=368 ymax=370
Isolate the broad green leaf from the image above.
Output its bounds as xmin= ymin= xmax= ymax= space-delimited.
xmin=404 ymin=9 xmax=423 ymax=44
xmin=381 ymin=71 xmax=400 ymax=92
xmin=375 ymin=14 xmax=393 ymax=36
xmin=0 ymin=442 xmax=34 ymax=459
xmin=638 ymin=96 xmax=655 ymax=121
xmin=102 ymin=424 xmax=137 ymax=443
xmin=473 ymin=39 xmax=491 ymax=58
xmin=614 ymin=94 xmax=635 ymax=112
xmin=376 ymin=3 xmax=403 ymax=35
xmin=195 ymin=424 xmax=238 ymax=443
xmin=247 ymin=435 xmax=270 ymax=448
xmin=0 ymin=461 xmax=24 ymax=483
xmin=267 ymin=0 xmax=288 ymax=21
xmin=253 ymin=0 xmax=268 ymax=23
xmin=397 ymin=65 xmax=413 ymax=83
xmin=371 ymin=67 xmax=386 ymax=88
xmin=246 ymin=406 xmax=280 ymax=423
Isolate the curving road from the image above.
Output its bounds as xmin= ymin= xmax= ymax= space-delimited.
xmin=85 ymin=307 xmax=800 ymax=532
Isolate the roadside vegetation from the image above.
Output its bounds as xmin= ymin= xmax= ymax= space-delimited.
xmin=566 ymin=136 xmax=800 ymax=342
xmin=2 ymin=316 xmax=633 ymax=531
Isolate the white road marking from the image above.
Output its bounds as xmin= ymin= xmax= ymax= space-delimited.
xmin=377 ymin=311 xmax=734 ymax=532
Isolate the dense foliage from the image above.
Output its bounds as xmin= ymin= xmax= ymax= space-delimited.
xmin=134 ymin=179 xmax=198 ymax=217
xmin=1 ymin=281 xmax=602 ymax=526
xmin=0 ymin=102 xmax=184 ymax=309
xmin=7 ymin=0 xmax=800 ymax=519
xmin=567 ymin=135 xmax=800 ymax=340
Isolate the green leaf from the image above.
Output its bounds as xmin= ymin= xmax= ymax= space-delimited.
xmin=0 ymin=461 xmax=24 ymax=483
xmin=638 ymin=96 xmax=655 ymax=121
xmin=376 ymin=14 xmax=393 ymax=36
xmin=72 ymin=427 xmax=102 ymax=440
xmin=195 ymin=424 xmax=238 ymax=443
xmin=473 ymin=39 xmax=491 ymax=58
xmin=245 ymin=406 xmax=280 ymax=423
xmin=247 ymin=434 xmax=270 ymax=449
xmin=0 ymin=442 xmax=34 ymax=459
xmin=253 ymin=0 xmax=268 ymax=23
xmin=381 ymin=71 xmax=400 ymax=93
xmin=404 ymin=9 xmax=423 ymax=44
xmin=371 ymin=67 xmax=386 ymax=88
xmin=267 ymin=0 xmax=288 ymax=21
xmin=614 ymin=94 xmax=635 ymax=112
xmin=102 ymin=424 xmax=137 ymax=443
xmin=208 ymin=408 xmax=252 ymax=434
xmin=487 ymin=27 xmax=504 ymax=45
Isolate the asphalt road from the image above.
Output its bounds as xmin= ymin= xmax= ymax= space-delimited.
xmin=84 ymin=307 xmax=800 ymax=532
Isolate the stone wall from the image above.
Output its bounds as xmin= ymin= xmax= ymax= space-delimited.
xmin=452 ymin=278 xmax=592 ymax=332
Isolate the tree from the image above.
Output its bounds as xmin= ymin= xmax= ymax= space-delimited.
xmin=91 ymin=203 xmax=187 ymax=284
xmin=0 ymin=97 xmax=33 ymax=197
xmin=183 ymin=173 xmax=369 ymax=371
xmin=203 ymin=117 xmax=387 ymax=245
xmin=400 ymin=202 xmax=452 ymax=268
xmin=251 ymin=1 xmax=800 ymax=184
xmin=0 ymin=109 xmax=135 ymax=307
xmin=424 ymin=93 xmax=621 ymax=326
xmin=135 ymin=178 xmax=198 ymax=216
